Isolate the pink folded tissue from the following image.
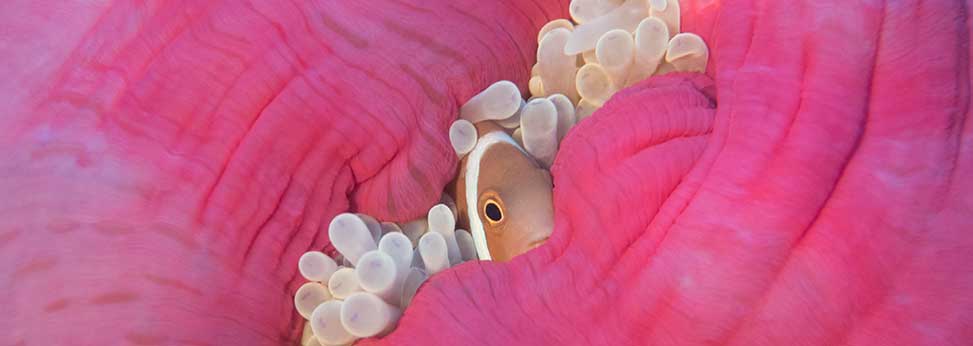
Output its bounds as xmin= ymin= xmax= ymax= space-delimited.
xmin=0 ymin=1 xmax=970 ymax=346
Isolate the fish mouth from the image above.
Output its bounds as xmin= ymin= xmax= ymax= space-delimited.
xmin=527 ymin=237 xmax=550 ymax=249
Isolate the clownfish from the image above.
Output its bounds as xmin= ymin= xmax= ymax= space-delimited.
xmin=450 ymin=122 xmax=554 ymax=262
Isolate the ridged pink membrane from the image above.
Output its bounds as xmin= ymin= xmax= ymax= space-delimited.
xmin=1 ymin=1 xmax=971 ymax=346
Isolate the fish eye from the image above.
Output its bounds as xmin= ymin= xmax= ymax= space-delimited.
xmin=484 ymin=200 xmax=503 ymax=223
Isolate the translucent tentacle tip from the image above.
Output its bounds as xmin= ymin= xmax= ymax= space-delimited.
xmin=460 ymin=80 xmax=523 ymax=123
xmin=666 ymin=33 xmax=709 ymax=73
xmin=310 ymin=300 xmax=357 ymax=345
xmin=328 ymin=213 xmax=377 ymax=265
xmin=418 ymin=231 xmax=449 ymax=274
xmin=328 ymin=267 xmax=362 ymax=299
xmin=340 ymin=292 xmax=401 ymax=338
xmin=295 ymin=282 xmax=331 ymax=319
xmin=449 ymin=119 xmax=477 ymax=156
xmin=299 ymin=251 xmax=338 ymax=282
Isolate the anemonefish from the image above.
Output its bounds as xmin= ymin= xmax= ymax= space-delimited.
xmin=450 ymin=122 xmax=554 ymax=261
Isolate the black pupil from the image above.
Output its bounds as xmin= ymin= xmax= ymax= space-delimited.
xmin=485 ymin=202 xmax=502 ymax=222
